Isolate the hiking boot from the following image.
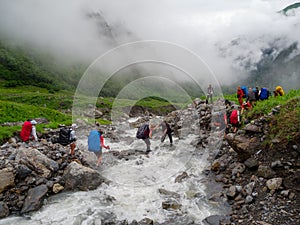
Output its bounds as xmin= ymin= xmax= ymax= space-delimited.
xmin=146 ymin=149 xmax=152 ymax=154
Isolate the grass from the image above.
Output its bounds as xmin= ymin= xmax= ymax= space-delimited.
xmin=268 ymin=97 xmax=300 ymax=146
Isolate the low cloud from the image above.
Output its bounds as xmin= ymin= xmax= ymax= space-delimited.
xmin=0 ymin=0 xmax=299 ymax=86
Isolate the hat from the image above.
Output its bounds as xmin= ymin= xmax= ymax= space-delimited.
xmin=31 ymin=120 xmax=37 ymax=125
xmin=71 ymin=123 xmax=78 ymax=129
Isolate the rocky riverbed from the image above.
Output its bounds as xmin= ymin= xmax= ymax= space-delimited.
xmin=0 ymin=99 xmax=299 ymax=225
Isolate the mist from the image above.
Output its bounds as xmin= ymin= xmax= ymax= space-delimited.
xmin=0 ymin=0 xmax=299 ymax=88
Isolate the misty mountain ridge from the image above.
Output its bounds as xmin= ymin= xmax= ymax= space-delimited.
xmin=0 ymin=2 xmax=300 ymax=94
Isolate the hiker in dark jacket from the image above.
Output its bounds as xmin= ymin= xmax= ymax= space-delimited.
xmin=206 ymin=84 xmax=214 ymax=104
xmin=247 ymin=87 xmax=256 ymax=106
xmin=160 ymin=121 xmax=173 ymax=146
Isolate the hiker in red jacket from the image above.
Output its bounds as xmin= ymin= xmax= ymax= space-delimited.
xmin=20 ymin=119 xmax=33 ymax=142
xmin=229 ymin=108 xmax=240 ymax=133
xmin=237 ymin=86 xmax=244 ymax=106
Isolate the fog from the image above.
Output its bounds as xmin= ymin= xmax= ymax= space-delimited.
xmin=0 ymin=0 xmax=299 ymax=86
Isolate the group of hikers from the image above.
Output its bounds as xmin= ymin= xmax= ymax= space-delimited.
xmin=20 ymin=117 xmax=172 ymax=166
xmin=19 ymin=84 xmax=284 ymax=165
xmin=210 ymin=85 xmax=285 ymax=134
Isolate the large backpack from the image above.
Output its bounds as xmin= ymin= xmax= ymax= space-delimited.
xmin=259 ymin=87 xmax=268 ymax=100
xmin=58 ymin=127 xmax=71 ymax=146
xmin=88 ymin=130 xmax=101 ymax=153
xmin=136 ymin=124 xmax=150 ymax=139
xmin=241 ymin=86 xmax=248 ymax=98
xmin=229 ymin=110 xmax=239 ymax=125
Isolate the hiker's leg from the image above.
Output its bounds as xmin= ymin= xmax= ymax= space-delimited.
xmin=97 ymin=155 xmax=102 ymax=166
xmin=70 ymin=142 xmax=76 ymax=155
xmin=167 ymin=133 xmax=173 ymax=144
xmin=161 ymin=134 xmax=166 ymax=142
xmin=143 ymin=138 xmax=151 ymax=151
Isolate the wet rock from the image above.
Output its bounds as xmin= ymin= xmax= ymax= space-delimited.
xmin=202 ymin=215 xmax=229 ymax=225
xmin=137 ymin=218 xmax=153 ymax=225
xmin=21 ymin=184 xmax=48 ymax=214
xmin=0 ymin=167 xmax=15 ymax=193
xmin=175 ymin=172 xmax=189 ymax=183
xmin=158 ymin=188 xmax=180 ymax=199
xmin=63 ymin=162 xmax=106 ymax=191
xmin=162 ymin=200 xmax=182 ymax=210
xmin=0 ymin=202 xmax=9 ymax=218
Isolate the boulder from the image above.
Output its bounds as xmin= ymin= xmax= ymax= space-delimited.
xmin=62 ymin=162 xmax=106 ymax=191
xmin=0 ymin=167 xmax=15 ymax=194
xmin=21 ymin=185 xmax=48 ymax=214
xmin=225 ymin=134 xmax=260 ymax=161
xmin=15 ymin=147 xmax=59 ymax=178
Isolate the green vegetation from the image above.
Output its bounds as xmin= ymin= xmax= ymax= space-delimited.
xmin=246 ymin=90 xmax=300 ymax=119
xmin=268 ymin=97 xmax=300 ymax=146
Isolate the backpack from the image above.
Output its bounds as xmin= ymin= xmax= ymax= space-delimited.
xmin=241 ymin=86 xmax=248 ymax=98
xmin=230 ymin=110 xmax=239 ymax=125
xmin=88 ymin=130 xmax=101 ymax=153
xmin=136 ymin=124 xmax=149 ymax=139
xmin=259 ymin=87 xmax=268 ymax=100
xmin=58 ymin=127 xmax=71 ymax=146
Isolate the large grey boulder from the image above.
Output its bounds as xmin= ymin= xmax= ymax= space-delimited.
xmin=21 ymin=185 xmax=48 ymax=214
xmin=15 ymin=147 xmax=59 ymax=178
xmin=62 ymin=162 xmax=106 ymax=191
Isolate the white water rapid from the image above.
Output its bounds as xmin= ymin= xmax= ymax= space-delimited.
xmin=0 ymin=118 xmax=228 ymax=225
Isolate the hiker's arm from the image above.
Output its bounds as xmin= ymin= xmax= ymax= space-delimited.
xmin=100 ymin=136 xmax=110 ymax=149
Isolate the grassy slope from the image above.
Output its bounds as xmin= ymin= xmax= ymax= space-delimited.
xmin=0 ymin=86 xmax=189 ymax=143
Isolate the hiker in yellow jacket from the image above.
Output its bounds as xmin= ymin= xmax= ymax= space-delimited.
xmin=274 ymin=86 xmax=284 ymax=97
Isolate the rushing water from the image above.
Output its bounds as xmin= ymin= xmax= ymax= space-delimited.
xmin=0 ymin=118 xmax=228 ymax=225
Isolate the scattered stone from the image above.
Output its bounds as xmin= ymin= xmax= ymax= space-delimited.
xmin=174 ymin=172 xmax=189 ymax=183
xmin=266 ymin=178 xmax=283 ymax=191
xmin=0 ymin=202 xmax=9 ymax=218
xmin=162 ymin=200 xmax=181 ymax=210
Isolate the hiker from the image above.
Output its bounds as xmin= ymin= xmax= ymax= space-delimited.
xmin=136 ymin=123 xmax=156 ymax=153
xmin=69 ymin=124 xmax=77 ymax=155
xmin=96 ymin=128 xmax=110 ymax=166
xmin=247 ymin=87 xmax=256 ymax=106
xmin=159 ymin=120 xmax=173 ymax=146
xmin=229 ymin=107 xmax=241 ymax=133
xmin=20 ymin=119 xmax=33 ymax=142
xmin=206 ymin=84 xmax=214 ymax=104
xmin=274 ymin=86 xmax=284 ymax=97
xmin=259 ymin=87 xmax=269 ymax=101
xmin=30 ymin=120 xmax=38 ymax=142
xmin=241 ymin=100 xmax=252 ymax=114
xmin=254 ymin=86 xmax=259 ymax=101
xmin=237 ymin=86 xmax=244 ymax=106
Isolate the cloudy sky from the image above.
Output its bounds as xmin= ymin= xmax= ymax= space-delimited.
xmin=0 ymin=0 xmax=299 ymax=84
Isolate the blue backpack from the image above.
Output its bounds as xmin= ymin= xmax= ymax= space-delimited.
xmin=88 ymin=130 xmax=101 ymax=152
xmin=241 ymin=86 xmax=248 ymax=98
xmin=259 ymin=87 xmax=269 ymax=100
